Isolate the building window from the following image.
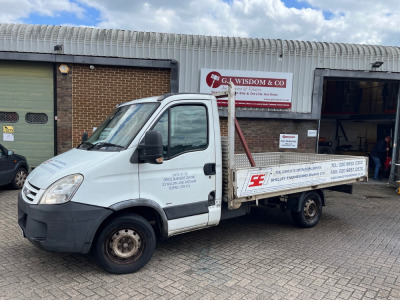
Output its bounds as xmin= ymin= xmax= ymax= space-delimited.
xmin=25 ymin=113 xmax=48 ymax=124
xmin=0 ymin=112 xmax=19 ymax=123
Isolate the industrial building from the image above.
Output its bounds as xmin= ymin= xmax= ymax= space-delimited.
xmin=1 ymin=23 xmax=399 ymax=180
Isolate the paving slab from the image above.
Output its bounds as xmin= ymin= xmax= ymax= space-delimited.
xmin=1 ymin=181 xmax=400 ymax=299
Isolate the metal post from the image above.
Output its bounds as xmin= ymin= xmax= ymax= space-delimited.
xmin=316 ymin=119 xmax=321 ymax=154
xmin=228 ymin=82 xmax=235 ymax=170
xmin=389 ymin=85 xmax=400 ymax=183
xmin=226 ymin=82 xmax=238 ymax=209
xmin=235 ymin=119 xmax=256 ymax=167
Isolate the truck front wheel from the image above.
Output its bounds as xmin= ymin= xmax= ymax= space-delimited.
xmin=95 ymin=214 xmax=156 ymax=274
xmin=291 ymin=191 xmax=322 ymax=228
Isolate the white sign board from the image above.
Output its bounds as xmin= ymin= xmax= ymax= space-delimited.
xmin=236 ymin=158 xmax=367 ymax=197
xmin=308 ymin=130 xmax=317 ymax=137
xmin=3 ymin=133 xmax=14 ymax=142
xmin=200 ymin=69 xmax=293 ymax=108
xmin=279 ymin=134 xmax=298 ymax=148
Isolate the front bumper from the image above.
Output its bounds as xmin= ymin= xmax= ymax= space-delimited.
xmin=18 ymin=192 xmax=113 ymax=254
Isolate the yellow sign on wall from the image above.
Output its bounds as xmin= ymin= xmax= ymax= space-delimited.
xmin=3 ymin=126 xmax=14 ymax=133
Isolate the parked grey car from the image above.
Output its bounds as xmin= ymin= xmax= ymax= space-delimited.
xmin=0 ymin=144 xmax=28 ymax=189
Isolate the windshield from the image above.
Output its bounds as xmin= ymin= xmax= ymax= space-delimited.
xmin=78 ymin=103 xmax=159 ymax=151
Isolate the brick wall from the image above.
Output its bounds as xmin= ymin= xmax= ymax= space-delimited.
xmin=56 ymin=63 xmax=316 ymax=154
xmin=70 ymin=64 xmax=170 ymax=148
xmin=220 ymin=117 xmax=318 ymax=153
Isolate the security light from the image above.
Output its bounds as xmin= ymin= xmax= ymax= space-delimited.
xmin=371 ymin=61 xmax=384 ymax=68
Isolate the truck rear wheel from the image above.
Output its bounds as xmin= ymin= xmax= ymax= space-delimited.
xmin=95 ymin=214 xmax=156 ymax=274
xmin=291 ymin=191 xmax=322 ymax=228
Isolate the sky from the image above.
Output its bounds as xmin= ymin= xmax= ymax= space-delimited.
xmin=1 ymin=0 xmax=400 ymax=47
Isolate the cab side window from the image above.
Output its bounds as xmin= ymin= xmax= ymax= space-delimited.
xmin=153 ymin=105 xmax=208 ymax=159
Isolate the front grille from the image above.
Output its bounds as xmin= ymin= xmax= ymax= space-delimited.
xmin=22 ymin=181 xmax=41 ymax=203
xmin=23 ymin=186 xmax=36 ymax=201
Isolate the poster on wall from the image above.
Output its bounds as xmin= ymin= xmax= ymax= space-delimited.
xmin=279 ymin=134 xmax=298 ymax=148
xmin=3 ymin=126 xmax=14 ymax=141
xmin=200 ymin=69 xmax=293 ymax=108
xmin=3 ymin=133 xmax=14 ymax=142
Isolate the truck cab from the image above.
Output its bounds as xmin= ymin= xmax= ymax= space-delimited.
xmin=18 ymin=93 xmax=223 ymax=274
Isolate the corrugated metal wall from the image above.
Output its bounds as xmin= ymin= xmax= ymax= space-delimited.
xmin=1 ymin=24 xmax=400 ymax=113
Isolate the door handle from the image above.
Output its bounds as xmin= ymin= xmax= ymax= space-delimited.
xmin=203 ymin=163 xmax=216 ymax=175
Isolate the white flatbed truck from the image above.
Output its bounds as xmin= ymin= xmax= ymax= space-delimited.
xmin=18 ymin=83 xmax=368 ymax=274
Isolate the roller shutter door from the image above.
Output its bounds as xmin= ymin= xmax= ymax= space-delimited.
xmin=0 ymin=61 xmax=54 ymax=168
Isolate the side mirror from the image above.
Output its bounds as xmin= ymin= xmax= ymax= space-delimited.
xmin=82 ymin=131 xmax=88 ymax=142
xmin=7 ymin=150 xmax=14 ymax=156
xmin=138 ymin=130 xmax=164 ymax=164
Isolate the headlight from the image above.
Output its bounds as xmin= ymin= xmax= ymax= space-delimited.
xmin=39 ymin=174 xmax=84 ymax=205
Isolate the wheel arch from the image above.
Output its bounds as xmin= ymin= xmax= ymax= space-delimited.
xmin=15 ymin=161 xmax=29 ymax=172
xmin=289 ymin=189 xmax=325 ymax=212
xmin=91 ymin=199 xmax=168 ymax=252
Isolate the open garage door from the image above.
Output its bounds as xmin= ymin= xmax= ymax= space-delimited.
xmin=320 ymin=79 xmax=397 ymax=155
xmin=314 ymin=69 xmax=400 ymax=182
xmin=0 ymin=61 xmax=54 ymax=168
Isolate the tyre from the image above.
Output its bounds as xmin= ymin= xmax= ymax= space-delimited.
xmin=291 ymin=191 xmax=322 ymax=228
xmin=11 ymin=168 xmax=27 ymax=189
xmin=95 ymin=214 xmax=156 ymax=274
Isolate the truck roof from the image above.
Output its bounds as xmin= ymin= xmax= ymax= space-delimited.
xmin=118 ymin=93 xmax=215 ymax=107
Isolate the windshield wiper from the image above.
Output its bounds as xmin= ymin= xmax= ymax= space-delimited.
xmin=77 ymin=141 xmax=93 ymax=149
xmin=87 ymin=142 xmax=125 ymax=150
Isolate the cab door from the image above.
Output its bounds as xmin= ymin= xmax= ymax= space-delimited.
xmin=138 ymin=101 xmax=216 ymax=235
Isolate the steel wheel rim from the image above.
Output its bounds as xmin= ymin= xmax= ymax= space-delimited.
xmin=15 ymin=171 xmax=27 ymax=188
xmin=304 ymin=198 xmax=318 ymax=221
xmin=106 ymin=228 xmax=145 ymax=264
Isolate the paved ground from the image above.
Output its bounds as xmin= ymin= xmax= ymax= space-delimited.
xmin=1 ymin=181 xmax=400 ymax=299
